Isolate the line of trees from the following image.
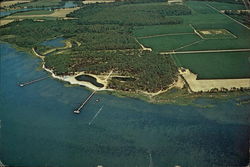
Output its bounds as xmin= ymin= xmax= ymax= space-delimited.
xmin=67 ymin=2 xmax=191 ymax=26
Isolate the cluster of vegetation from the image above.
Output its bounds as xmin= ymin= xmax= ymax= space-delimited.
xmin=71 ymin=32 xmax=140 ymax=50
xmin=45 ymin=50 xmax=177 ymax=92
xmin=68 ymin=2 xmax=191 ymax=26
xmin=0 ymin=20 xmax=64 ymax=47
xmin=0 ymin=0 xmax=193 ymax=92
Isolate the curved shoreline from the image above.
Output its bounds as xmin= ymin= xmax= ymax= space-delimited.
xmin=32 ymin=47 xmax=183 ymax=95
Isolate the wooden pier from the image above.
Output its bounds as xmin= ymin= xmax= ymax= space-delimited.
xmin=74 ymin=90 xmax=97 ymax=114
xmin=73 ymin=70 xmax=113 ymax=114
xmin=19 ymin=76 xmax=49 ymax=87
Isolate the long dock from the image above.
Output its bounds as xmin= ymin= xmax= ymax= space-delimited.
xmin=73 ymin=70 xmax=113 ymax=114
xmin=74 ymin=90 xmax=97 ymax=114
xmin=19 ymin=76 xmax=49 ymax=87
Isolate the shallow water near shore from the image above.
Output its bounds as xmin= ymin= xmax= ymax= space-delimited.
xmin=0 ymin=43 xmax=249 ymax=167
xmin=0 ymin=1 xmax=77 ymax=17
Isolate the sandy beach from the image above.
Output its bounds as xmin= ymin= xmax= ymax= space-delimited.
xmin=180 ymin=68 xmax=250 ymax=92
xmin=32 ymin=47 xmax=114 ymax=91
xmin=32 ymin=47 xmax=181 ymax=95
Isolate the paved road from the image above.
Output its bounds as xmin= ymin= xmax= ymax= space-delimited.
xmin=160 ymin=48 xmax=250 ymax=55
xmin=137 ymin=32 xmax=194 ymax=39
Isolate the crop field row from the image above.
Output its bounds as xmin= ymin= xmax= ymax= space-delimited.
xmin=171 ymin=52 xmax=250 ymax=79
xmin=133 ymin=1 xmax=250 ymax=79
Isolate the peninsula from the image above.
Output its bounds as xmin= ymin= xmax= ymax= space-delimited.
xmin=1 ymin=0 xmax=250 ymax=103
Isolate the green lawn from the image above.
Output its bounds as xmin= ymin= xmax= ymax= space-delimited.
xmin=172 ymin=52 xmax=250 ymax=79
xmin=12 ymin=10 xmax=54 ymax=16
xmin=139 ymin=34 xmax=200 ymax=51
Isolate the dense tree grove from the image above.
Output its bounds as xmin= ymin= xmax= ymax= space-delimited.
xmin=0 ymin=0 xmax=185 ymax=92
xmin=68 ymin=2 xmax=191 ymax=26
xmin=45 ymin=50 xmax=177 ymax=92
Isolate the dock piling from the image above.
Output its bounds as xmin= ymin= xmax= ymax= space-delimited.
xmin=19 ymin=76 xmax=49 ymax=87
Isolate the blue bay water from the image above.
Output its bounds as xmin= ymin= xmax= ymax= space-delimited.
xmin=0 ymin=43 xmax=249 ymax=167
xmin=0 ymin=1 xmax=77 ymax=17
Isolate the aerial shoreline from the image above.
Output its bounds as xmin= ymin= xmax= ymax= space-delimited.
xmin=30 ymin=46 xmax=250 ymax=105
xmin=32 ymin=47 xmax=185 ymax=97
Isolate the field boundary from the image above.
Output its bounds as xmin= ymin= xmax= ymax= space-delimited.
xmin=160 ymin=48 xmax=250 ymax=55
xmin=189 ymin=24 xmax=205 ymax=39
xmin=206 ymin=3 xmax=250 ymax=30
xmin=173 ymin=39 xmax=204 ymax=51
xmin=137 ymin=32 xmax=195 ymax=39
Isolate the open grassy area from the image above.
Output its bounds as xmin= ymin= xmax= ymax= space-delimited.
xmin=133 ymin=0 xmax=250 ymax=79
xmin=138 ymin=34 xmax=200 ymax=51
xmin=133 ymin=24 xmax=194 ymax=37
xmin=172 ymin=52 xmax=250 ymax=79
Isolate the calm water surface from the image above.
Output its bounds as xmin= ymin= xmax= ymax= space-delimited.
xmin=0 ymin=1 xmax=77 ymax=17
xmin=0 ymin=43 xmax=249 ymax=167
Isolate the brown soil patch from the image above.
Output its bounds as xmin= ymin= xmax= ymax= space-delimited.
xmin=179 ymin=68 xmax=250 ymax=92
xmin=7 ymin=7 xmax=80 ymax=19
xmin=0 ymin=19 xmax=14 ymax=26
xmin=1 ymin=0 xmax=30 ymax=7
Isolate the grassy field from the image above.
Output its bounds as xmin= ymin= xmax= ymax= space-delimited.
xmin=139 ymin=34 xmax=200 ymax=51
xmin=172 ymin=52 xmax=250 ymax=79
xmin=206 ymin=1 xmax=246 ymax=10
xmin=12 ymin=10 xmax=54 ymax=16
xmin=133 ymin=24 xmax=194 ymax=37
xmin=133 ymin=1 xmax=250 ymax=79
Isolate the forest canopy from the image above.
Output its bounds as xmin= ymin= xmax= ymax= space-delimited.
xmin=0 ymin=1 xmax=186 ymax=92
